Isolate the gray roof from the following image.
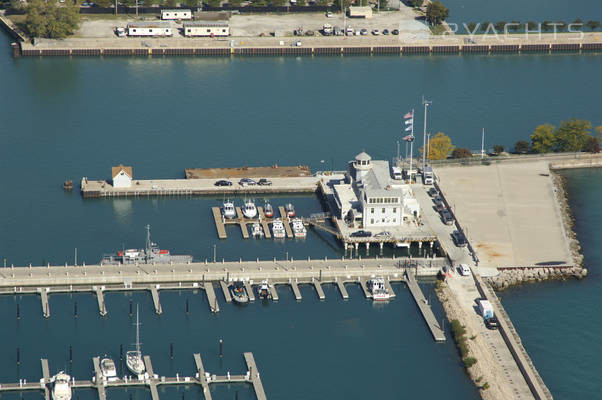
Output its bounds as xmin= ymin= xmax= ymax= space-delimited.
xmin=183 ymin=21 xmax=229 ymax=27
xmin=162 ymin=9 xmax=191 ymax=12
xmin=127 ymin=21 xmax=171 ymax=28
xmin=362 ymin=160 xmax=401 ymax=197
xmin=355 ymin=151 xmax=372 ymax=162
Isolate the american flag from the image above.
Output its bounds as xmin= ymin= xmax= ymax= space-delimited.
xmin=405 ymin=118 xmax=413 ymax=125
xmin=405 ymin=125 xmax=412 ymax=132
xmin=402 ymin=135 xmax=414 ymax=142
xmin=404 ymin=111 xmax=413 ymax=119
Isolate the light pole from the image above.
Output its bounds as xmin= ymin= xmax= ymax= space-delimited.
xmin=422 ymin=96 xmax=432 ymax=173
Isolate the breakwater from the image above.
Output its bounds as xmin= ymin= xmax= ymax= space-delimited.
xmin=485 ymin=266 xmax=588 ymax=290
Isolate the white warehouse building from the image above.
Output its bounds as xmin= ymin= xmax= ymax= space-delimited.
xmin=333 ymin=151 xmax=420 ymax=229
xmin=161 ymin=9 xmax=192 ymax=20
xmin=127 ymin=22 xmax=172 ymax=37
xmin=183 ymin=21 xmax=230 ymax=37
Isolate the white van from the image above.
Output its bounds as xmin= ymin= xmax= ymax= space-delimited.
xmin=459 ymin=264 xmax=471 ymax=276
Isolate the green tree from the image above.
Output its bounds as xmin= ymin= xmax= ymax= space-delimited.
xmin=228 ymin=0 xmax=242 ymax=6
xmin=514 ymin=140 xmax=530 ymax=154
xmin=95 ymin=0 xmax=114 ymax=7
xmin=420 ymin=132 xmax=454 ymax=160
xmin=554 ymin=119 xmax=592 ymax=152
xmin=164 ymin=0 xmax=177 ymax=6
xmin=586 ymin=20 xmax=600 ymax=31
xmin=530 ymin=123 xmax=556 ymax=153
xmin=410 ymin=0 xmax=423 ymax=7
xmin=493 ymin=145 xmax=504 ymax=154
xmin=143 ymin=0 xmax=153 ymax=7
xmin=205 ymin=0 xmax=220 ymax=6
xmin=451 ymin=148 xmax=473 ymax=159
xmin=494 ymin=21 xmax=506 ymax=33
xmin=425 ymin=1 xmax=449 ymax=26
xmin=271 ymin=0 xmax=285 ymax=6
xmin=526 ymin=21 xmax=537 ymax=31
xmin=571 ymin=18 xmax=583 ymax=28
xmin=555 ymin=21 xmax=566 ymax=31
xmin=542 ymin=20 xmax=552 ymax=32
xmin=332 ymin=0 xmax=350 ymax=10
xmin=295 ymin=0 xmax=305 ymax=5
xmin=583 ymin=136 xmax=600 ymax=153
xmin=25 ymin=0 xmax=80 ymax=38
xmin=465 ymin=22 xmax=477 ymax=33
xmin=508 ymin=20 xmax=520 ymax=32
xmin=480 ymin=21 xmax=490 ymax=32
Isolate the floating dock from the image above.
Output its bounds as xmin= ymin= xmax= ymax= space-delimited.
xmin=290 ymin=280 xmax=302 ymax=301
xmin=204 ymin=283 xmax=220 ymax=313
xmin=313 ymin=280 xmax=325 ymax=300
xmin=211 ymin=207 xmax=227 ymax=239
xmin=336 ymin=279 xmax=349 ymax=299
xmin=39 ymin=289 xmax=50 ymax=318
xmin=95 ymin=287 xmax=107 ymax=316
xmin=150 ymin=286 xmax=162 ymax=315
xmin=219 ymin=281 xmax=232 ymax=303
xmin=278 ymin=206 xmax=294 ymax=239
xmin=405 ymin=270 xmax=445 ymax=342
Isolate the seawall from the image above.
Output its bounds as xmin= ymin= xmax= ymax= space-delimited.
xmin=485 ymin=265 xmax=587 ymax=291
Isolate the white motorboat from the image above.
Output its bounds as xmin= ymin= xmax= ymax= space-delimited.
xmin=257 ymin=280 xmax=272 ymax=300
xmin=242 ymin=200 xmax=257 ymax=219
xmin=222 ymin=200 xmax=236 ymax=219
xmin=100 ymin=357 xmax=118 ymax=381
xmin=126 ymin=305 xmax=146 ymax=377
xmin=251 ymin=222 xmax=264 ymax=238
xmin=394 ymin=241 xmax=410 ymax=248
xmin=51 ymin=372 xmax=71 ymax=400
xmin=263 ymin=202 xmax=274 ymax=218
xmin=229 ymin=281 xmax=249 ymax=304
xmin=368 ymin=277 xmax=390 ymax=301
xmin=291 ymin=218 xmax=306 ymax=238
xmin=285 ymin=203 xmax=295 ymax=218
xmin=271 ymin=219 xmax=286 ymax=238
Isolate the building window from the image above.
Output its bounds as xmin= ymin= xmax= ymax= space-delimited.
xmin=222 ymin=29 xmax=226 ymax=33
xmin=393 ymin=208 xmax=396 ymax=213
xmin=381 ymin=218 xmax=385 ymax=223
xmin=133 ymin=29 xmax=137 ymax=32
xmin=393 ymin=218 xmax=396 ymax=223
xmin=382 ymin=208 xmax=385 ymax=213
xmin=370 ymin=219 xmax=374 ymax=224
xmin=371 ymin=208 xmax=374 ymax=213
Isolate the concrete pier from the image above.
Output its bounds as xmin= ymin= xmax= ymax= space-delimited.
xmin=143 ymin=356 xmax=160 ymax=400
xmin=384 ymin=278 xmax=396 ymax=299
xmin=41 ymin=359 xmax=50 ymax=400
xmin=278 ymin=206 xmax=294 ymax=238
xmin=358 ymin=277 xmax=371 ymax=299
xmin=244 ymin=353 xmax=267 ymax=400
xmin=193 ymin=353 xmax=212 ymax=400
xmin=219 ymin=281 xmax=232 ymax=303
xmin=244 ymin=281 xmax=255 ymax=301
xmin=268 ymin=284 xmax=279 ymax=301
xmin=405 ymin=271 xmax=445 ymax=342
xmin=211 ymin=207 xmax=227 ymax=239
xmin=290 ymin=280 xmax=302 ymax=301
xmin=235 ymin=207 xmax=250 ymax=239
xmin=39 ymin=289 xmax=50 ymax=318
xmin=313 ymin=280 xmax=325 ymax=300
xmin=336 ymin=279 xmax=349 ymax=299
xmin=95 ymin=287 xmax=107 ymax=316
xmin=150 ymin=286 xmax=162 ymax=315
xmin=257 ymin=207 xmax=272 ymax=239
xmin=92 ymin=357 xmax=108 ymax=400
xmin=204 ymin=283 xmax=220 ymax=313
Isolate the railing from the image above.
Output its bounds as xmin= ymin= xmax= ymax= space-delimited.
xmin=429 ymin=151 xmax=601 ymax=167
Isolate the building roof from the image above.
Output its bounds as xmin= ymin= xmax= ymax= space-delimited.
xmin=127 ymin=21 xmax=171 ymax=28
xmin=183 ymin=21 xmax=229 ymax=27
xmin=112 ymin=164 xmax=133 ymax=179
xmin=161 ymin=9 xmax=191 ymax=12
xmin=348 ymin=6 xmax=372 ymax=17
xmin=355 ymin=151 xmax=372 ymax=162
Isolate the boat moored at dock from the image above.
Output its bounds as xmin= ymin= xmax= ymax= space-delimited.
xmin=51 ymin=372 xmax=71 ymax=400
xmin=101 ymin=225 xmax=193 ymax=265
xmin=271 ymin=219 xmax=286 ymax=238
xmin=126 ymin=305 xmax=146 ymax=378
xmin=291 ymin=218 xmax=307 ymax=238
xmin=368 ymin=277 xmax=390 ymax=301
xmin=285 ymin=203 xmax=295 ymax=218
xmin=222 ymin=200 xmax=236 ymax=219
xmin=229 ymin=281 xmax=250 ymax=304
xmin=263 ymin=202 xmax=274 ymax=218
xmin=242 ymin=200 xmax=258 ymax=219
xmin=251 ymin=222 xmax=264 ymax=238
xmin=257 ymin=281 xmax=272 ymax=300
xmin=100 ymin=357 xmax=118 ymax=381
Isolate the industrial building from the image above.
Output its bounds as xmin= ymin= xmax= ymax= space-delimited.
xmin=183 ymin=21 xmax=230 ymax=37
xmin=127 ymin=22 xmax=172 ymax=37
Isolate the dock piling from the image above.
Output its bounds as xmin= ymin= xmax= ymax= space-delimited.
xmin=120 ymin=344 xmax=123 ymax=361
xmin=69 ymin=346 xmax=72 ymax=364
xmin=74 ymin=301 xmax=78 ymax=318
xmin=186 ymin=298 xmax=189 ymax=314
xmin=16 ymin=348 xmax=20 ymax=365
xmin=129 ymin=299 xmax=133 ymax=317
xmin=170 ymin=343 xmax=174 ymax=360
xmin=16 ymin=303 xmax=20 ymax=320
xmin=219 ymin=339 xmax=223 ymax=358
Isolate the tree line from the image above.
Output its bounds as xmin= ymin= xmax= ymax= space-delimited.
xmin=465 ymin=19 xmax=601 ymax=33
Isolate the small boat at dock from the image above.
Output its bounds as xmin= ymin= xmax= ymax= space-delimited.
xmin=291 ymin=218 xmax=307 ymax=238
xmin=100 ymin=357 xmax=118 ymax=381
xmin=368 ymin=277 xmax=390 ymax=301
xmin=251 ymin=222 xmax=264 ymax=238
xmin=51 ymin=372 xmax=71 ymax=400
xmin=242 ymin=199 xmax=258 ymax=219
xmin=257 ymin=280 xmax=272 ymax=300
xmin=271 ymin=219 xmax=286 ymax=238
xmin=126 ymin=305 xmax=146 ymax=378
xmin=229 ymin=281 xmax=249 ymax=304
xmin=285 ymin=203 xmax=295 ymax=218
xmin=263 ymin=202 xmax=274 ymax=218
xmin=222 ymin=200 xmax=236 ymax=219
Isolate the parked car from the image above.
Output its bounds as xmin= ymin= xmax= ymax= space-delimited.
xmin=451 ymin=230 xmax=468 ymax=247
xmin=392 ymin=29 xmax=399 ymax=35
xmin=428 ymin=187 xmax=438 ymax=197
xmin=485 ymin=316 xmax=499 ymax=330
xmin=214 ymin=180 xmax=232 ymax=187
xmin=441 ymin=209 xmax=454 ymax=225
xmin=351 ymin=230 xmax=372 ymax=237
xmin=371 ymin=29 xmax=380 ymax=35
xmin=258 ymin=178 xmax=272 ymax=186
xmin=333 ymin=26 xmax=342 ymax=36
xmin=434 ymin=198 xmax=445 ymax=212
xmin=360 ymin=28 xmax=368 ymax=35
xmin=326 ymin=11 xmax=333 ymax=18
xmin=239 ymin=178 xmax=257 ymax=186
xmin=346 ymin=27 xmax=354 ymax=35
xmin=305 ymin=30 xmax=315 ymax=36
xmin=292 ymin=40 xmax=302 ymax=47
xmin=382 ymin=29 xmax=390 ymax=35
xmin=458 ymin=263 xmax=471 ymax=276
xmin=374 ymin=231 xmax=391 ymax=238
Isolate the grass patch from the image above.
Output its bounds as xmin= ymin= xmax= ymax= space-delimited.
xmin=481 ymin=382 xmax=490 ymax=390
xmin=451 ymin=319 xmax=478 ymax=370
xmin=463 ymin=356 xmax=478 ymax=368
xmin=429 ymin=24 xmax=447 ymax=35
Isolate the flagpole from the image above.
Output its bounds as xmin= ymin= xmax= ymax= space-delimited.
xmin=409 ymin=108 xmax=414 ymax=183
xmin=422 ymin=97 xmax=431 ymax=173
xmin=481 ymin=128 xmax=485 ymax=159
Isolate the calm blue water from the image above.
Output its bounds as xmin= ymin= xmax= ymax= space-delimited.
xmin=1 ymin=29 xmax=601 ymax=399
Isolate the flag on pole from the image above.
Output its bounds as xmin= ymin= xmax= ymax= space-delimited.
xmin=402 ymin=135 xmax=414 ymax=142
xmin=405 ymin=125 xmax=412 ymax=132
xmin=404 ymin=119 xmax=413 ymax=125
xmin=403 ymin=111 xmax=413 ymax=119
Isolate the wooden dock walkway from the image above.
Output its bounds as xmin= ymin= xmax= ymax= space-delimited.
xmin=257 ymin=207 xmax=272 ymax=239
xmin=358 ymin=277 xmax=371 ymax=299
xmin=235 ymin=207 xmax=250 ymax=239
xmin=150 ymin=286 xmax=162 ymax=315
xmin=95 ymin=287 xmax=107 ymax=316
xmin=204 ymin=283 xmax=220 ymax=313
xmin=244 ymin=353 xmax=267 ymax=400
xmin=313 ymin=280 xmax=325 ymax=300
xmin=219 ymin=281 xmax=232 ymax=303
xmin=384 ymin=278 xmax=396 ymax=299
xmin=278 ymin=206 xmax=294 ymax=238
xmin=143 ymin=356 xmax=160 ymax=400
xmin=268 ymin=284 xmax=279 ymax=301
xmin=211 ymin=207 xmax=227 ymax=239
xmin=290 ymin=280 xmax=302 ymax=300
xmin=41 ymin=359 xmax=50 ymax=400
xmin=92 ymin=357 xmax=108 ymax=400
xmin=244 ymin=281 xmax=255 ymax=301
xmin=405 ymin=270 xmax=446 ymax=342
xmin=193 ymin=353 xmax=212 ymax=400
xmin=40 ymin=289 xmax=50 ymax=318
xmin=336 ymin=279 xmax=349 ymax=299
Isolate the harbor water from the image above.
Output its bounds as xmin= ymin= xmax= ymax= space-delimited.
xmin=1 ymin=30 xmax=601 ymax=399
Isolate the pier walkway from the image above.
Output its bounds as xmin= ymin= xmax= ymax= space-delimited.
xmin=405 ymin=270 xmax=445 ymax=342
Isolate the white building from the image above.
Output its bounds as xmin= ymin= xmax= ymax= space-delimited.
xmin=348 ymin=6 xmax=372 ymax=18
xmin=333 ymin=151 xmax=420 ymax=229
xmin=183 ymin=21 xmax=230 ymax=37
xmin=127 ymin=22 xmax=172 ymax=37
xmin=112 ymin=164 xmax=133 ymax=188
xmin=161 ymin=9 xmax=192 ymax=20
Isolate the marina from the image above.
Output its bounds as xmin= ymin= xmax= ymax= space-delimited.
xmin=0 ymin=353 xmax=267 ymax=400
